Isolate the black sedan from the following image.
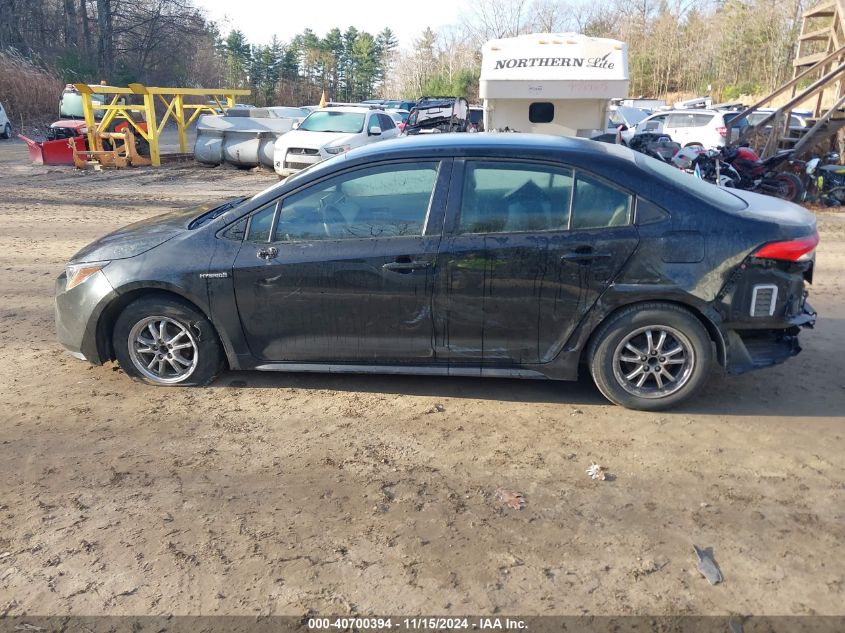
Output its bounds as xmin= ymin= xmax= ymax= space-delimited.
xmin=55 ymin=134 xmax=818 ymax=410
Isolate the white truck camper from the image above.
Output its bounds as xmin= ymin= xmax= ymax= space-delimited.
xmin=479 ymin=33 xmax=629 ymax=137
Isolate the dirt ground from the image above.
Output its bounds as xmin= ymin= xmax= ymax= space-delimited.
xmin=0 ymin=136 xmax=843 ymax=618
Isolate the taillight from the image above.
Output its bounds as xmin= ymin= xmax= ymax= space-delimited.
xmin=753 ymin=232 xmax=819 ymax=262
xmin=716 ymin=126 xmax=727 ymax=137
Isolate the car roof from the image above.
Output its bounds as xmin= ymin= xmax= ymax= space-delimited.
xmin=341 ymin=132 xmax=637 ymax=163
xmin=310 ymin=106 xmax=372 ymax=114
xmin=650 ymin=109 xmax=722 ymax=116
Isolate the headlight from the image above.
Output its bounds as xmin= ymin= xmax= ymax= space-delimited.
xmin=324 ymin=144 xmax=351 ymax=155
xmin=66 ymin=262 xmax=109 ymax=290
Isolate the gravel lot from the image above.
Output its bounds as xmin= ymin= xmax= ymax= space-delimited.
xmin=0 ymin=137 xmax=843 ymax=617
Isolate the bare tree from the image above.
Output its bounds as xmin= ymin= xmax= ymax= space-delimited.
xmin=96 ymin=0 xmax=113 ymax=79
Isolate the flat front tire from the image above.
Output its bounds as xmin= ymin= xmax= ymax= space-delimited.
xmin=588 ymin=303 xmax=713 ymax=410
xmin=113 ymin=296 xmax=223 ymax=386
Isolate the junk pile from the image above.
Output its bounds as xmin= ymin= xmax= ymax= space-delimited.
xmin=403 ymin=97 xmax=469 ymax=135
xmin=195 ymin=107 xmax=308 ymax=169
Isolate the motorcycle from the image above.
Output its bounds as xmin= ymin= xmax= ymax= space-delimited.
xmin=672 ymin=146 xmax=741 ymax=187
xmin=719 ymin=145 xmax=804 ymax=202
xmin=804 ymin=151 xmax=845 ymax=205
xmin=672 ymin=145 xmax=804 ymax=202
xmin=627 ymin=132 xmax=681 ymax=163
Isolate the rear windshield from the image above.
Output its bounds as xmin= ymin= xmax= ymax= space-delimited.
xmin=634 ymin=152 xmax=748 ymax=211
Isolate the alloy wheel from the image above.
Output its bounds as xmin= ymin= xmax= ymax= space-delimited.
xmin=612 ymin=325 xmax=696 ymax=399
xmin=127 ymin=316 xmax=198 ymax=384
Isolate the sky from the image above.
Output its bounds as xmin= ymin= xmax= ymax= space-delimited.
xmin=193 ymin=0 xmax=460 ymax=49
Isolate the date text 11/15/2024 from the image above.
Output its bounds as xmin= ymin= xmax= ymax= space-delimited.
xmin=307 ymin=617 xmax=527 ymax=630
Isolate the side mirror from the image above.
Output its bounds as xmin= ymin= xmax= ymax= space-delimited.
xmin=292 ymin=121 xmax=300 ymax=130
xmin=369 ymin=126 xmax=382 ymax=136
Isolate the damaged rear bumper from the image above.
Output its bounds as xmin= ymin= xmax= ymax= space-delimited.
xmin=724 ymin=300 xmax=816 ymax=374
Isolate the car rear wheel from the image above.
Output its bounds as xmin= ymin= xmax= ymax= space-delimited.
xmin=1 ymin=123 xmax=11 ymax=139
xmin=588 ymin=304 xmax=713 ymax=410
xmin=113 ymin=296 xmax=223 ymax=386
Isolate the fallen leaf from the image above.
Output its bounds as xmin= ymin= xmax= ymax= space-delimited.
xmin=495 ymin=488 xmax=526 ymax=510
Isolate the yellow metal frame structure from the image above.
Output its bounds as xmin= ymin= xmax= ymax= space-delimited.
xmin=75 ymin=83 xmax=251 ymax=167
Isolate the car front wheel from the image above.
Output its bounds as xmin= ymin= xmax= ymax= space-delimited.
xmin=1 ymin=123 xmax=11 ymax=139
xmin=113 ymin=296 xmax=223 ymax=386
xmin=588 ymin=303 xmax=713 ymax=410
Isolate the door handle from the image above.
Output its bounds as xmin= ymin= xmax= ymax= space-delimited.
xmin=382 ymin=260 xmax=432 ymax=272
xmin=257 ymin=246 xmax=278 ymax=260
xmin=560 ymin=250 xmax=612 ymax=263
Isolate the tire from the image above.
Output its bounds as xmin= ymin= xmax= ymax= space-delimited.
xmin=772 ymin=172 xmax=804 ymax=202
xmin=112 ymin=295 xmax=223 ymax=386
xmin=1 ymin=123 xmax=11 ymax=139
xmin=588 ymin=303 xmax=713 ymax=411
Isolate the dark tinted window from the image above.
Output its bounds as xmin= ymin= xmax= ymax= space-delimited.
xmin=273 ymin=162 xmax=438 ymax=242
xmin=379 ymin=113 xmax=395 ymax=129
xmin=529 ymin=102 xmax=554 ymax=124
xmin=570 ymin=174 xmax=632 ymax=230
xmin=458 ymin=162 xmax=573 ymax=234
xmin=246 ymin=202 xmax=277 ymax=242
xmin=634 ymin=152 xmax=747 ymax=211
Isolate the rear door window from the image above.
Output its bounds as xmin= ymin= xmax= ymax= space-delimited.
xmin=667 ymin=113 xmax=696 ymax=128
xmin=570 ymin=174 xmax=632 ymax=230
xmin=692 ymin=113 xmax=714 ymax=127
xmin=457 ymin=162 xmax=573 ymax=234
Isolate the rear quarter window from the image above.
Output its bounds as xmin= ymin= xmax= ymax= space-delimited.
xmin=634 ymin=153 xmax=747 ymax=211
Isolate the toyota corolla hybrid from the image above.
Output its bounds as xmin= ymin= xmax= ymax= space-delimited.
xmin=55 ymin=134 xmax=817 ymax=410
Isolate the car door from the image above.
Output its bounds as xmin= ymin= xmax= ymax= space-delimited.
xmin=378 ymin=113 xmax=399 ymax=140
xmin=433 ymin=159 xmax=639 ymax=366
xmin=363 ymin=113 xmax=385 ymax=146
xmin=231 ymin=159 xmax=450 ymax=363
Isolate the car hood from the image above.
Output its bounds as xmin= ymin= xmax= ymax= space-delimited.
xmin=277 ymin=130 xmax=356 ymax=149
xmin=69 ymin=200 xmax=227 ymax=264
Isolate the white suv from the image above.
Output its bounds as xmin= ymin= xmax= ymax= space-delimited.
xmin=273 ymin=106 xmax=400 ymax=176
xmin=621 ymin=109 xmax=748 ymax=148
xmin=0 ymin=101 xmax=12 ymax=139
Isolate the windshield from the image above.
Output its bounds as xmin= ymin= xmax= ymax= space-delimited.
xmin=634 ymin=152 xmax=747 ymax=211
xmin=299 ymin=111 xmax=365 ymax=133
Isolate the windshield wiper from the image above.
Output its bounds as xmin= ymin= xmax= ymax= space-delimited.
xmin=189 ymin=196 xmax=248 ymax=229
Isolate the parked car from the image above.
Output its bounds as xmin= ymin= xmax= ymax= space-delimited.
xmin=273 ymin=106 xmax=400 ymax=176
xmin=386 ymin=109 xmax=410 ymax=127
xmin=607 ymin=105 xmax=649 ymax=137
xmin=746 ymin=109 xmax=811 ymax=129
xmin=55 ymin=134 xmax=818 ymax=410
xmin=383 ymin=99 xmax=417 ymax=111
xmin=0 ymin=100 xmax=11 ymax=139
xmin=621 ymin=109 xmax=749 ymax=148
xmin=404 ymin=97 xmax=469 ymax=134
